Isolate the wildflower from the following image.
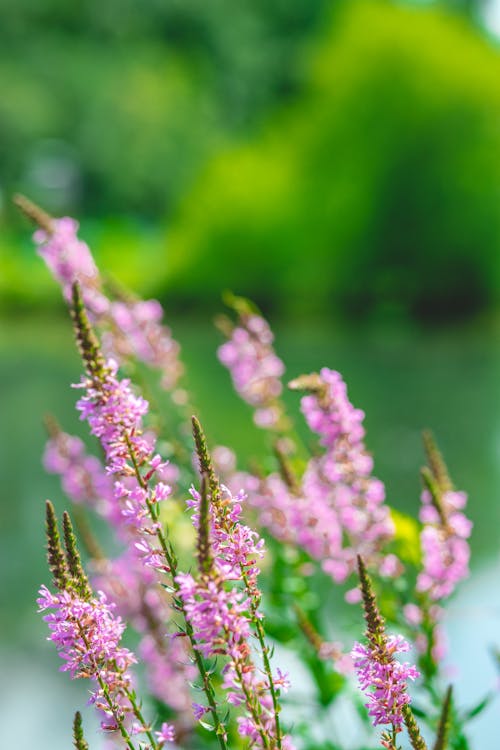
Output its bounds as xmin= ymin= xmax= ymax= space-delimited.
xmin=353 ymin=556 xmax=424 ymax=746
xmin=417 ymin=488 xmax=472 ymax=601
xmin=417 ymin=432 xmax=472 ymax=602
xmin=176 ymin=420 xmax=294 ymax=750
xmin=69 ymin=290 xmax=173 ymax=544
xmin=352 ymin=636 xmax=420 ymax=728
xmin=155 ymin=722 xmax=176 ymax=745
xmin=247 ymin=368 xmax=395 ymax=585
xmin=38 ymin=503 xmax=140 ymax=735
xmin=218 ymin=311 xmax=285 ymax=429
xmin=31 ymin=202 xmax=183 ymax=391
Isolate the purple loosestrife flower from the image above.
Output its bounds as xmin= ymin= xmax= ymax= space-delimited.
xmin=417 ymin=488 xmax=472 ymax=601
xmin=33 ymin=212 xmax=184 ymax=392
xmin=353 ymin=557 xmax=424 ymax=748
xmin=37 ymin=503 xmax=154 ymax=740
xmin=34 ymin=217 xmax=102 ymax=306
xmin=72 ymin=354 xmax=174 ymax=549
xmin=155 ymin=722 xmax=176 ymax=745
xmin=402 ymin=438 xmax=472 ymax=668
xmin=244 ymin=369 xmax=395 ymax=587
xmin=43 ymin=420 xmax=194 ymax=718
xmin=299 ymin=369 xmax=394 ymax=580
xmin=37 ymin=584 xmax=137 ymax=731
xmin=177 ymin=473 xmax=294 ymax=750
xmin=44 ymin=428 xmax=115 ymax=520
xmin=417 ymin=432 xmax=472 ymax=602
xmin=352 ymin=635 xmax=420 ymax=728
xmin=63 ymin=297 xmax=199 ymax=727
xmin=218 ymin=312 xmax=285 ymax=429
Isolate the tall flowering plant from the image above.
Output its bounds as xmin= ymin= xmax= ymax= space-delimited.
xmin=16 ymin=195 xmax=497 ymax=749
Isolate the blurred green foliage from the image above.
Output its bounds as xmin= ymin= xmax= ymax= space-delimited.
xmin=1 ymin=0 xmax=500 ymax=321
xmin=165 ymin=1 xmax=500 ymax=320
xmin=0 ymin=0 xmax=327 ymax=216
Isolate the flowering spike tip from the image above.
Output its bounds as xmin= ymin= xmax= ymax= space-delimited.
xmin=45 ymin=500 xmax=69 ymax=591
xmin=13 ymin=193 xmax=54 ymax=234
xmin=191 ymin=415 xmax=221 ymax=506
xmin=420 ymin=467 xmax=447 ymax=527
xmin=62 ymin=511 xmax=92 ymax=600
xmin=72 ymin=711 xmax=89 ymax=750
xmin=422 ymin=431 xmax=452 ymax=493
xmin=432 ymin=686 xmax=452 ymax=750
xmin=356 ymin=555 xmax=386 ymax=644
xmin=197 ymin=472 xmax=213 ymax=575
xmin=71 ymin=282 xmax=106 ymax=380
xmin=403 ymin=703 xmax=428 ymax=750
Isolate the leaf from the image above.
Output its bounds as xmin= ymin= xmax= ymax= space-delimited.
xmin=199 ymin=720 xmax=215 ymax=732
xmin=462 ymin=692 xmax=493 ymax=721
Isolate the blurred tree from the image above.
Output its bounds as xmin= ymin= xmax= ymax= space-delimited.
xmin=165 ymin=1 xmax=500 ymax=321
xmin=0 ymin=0 xmax=328 ymax=218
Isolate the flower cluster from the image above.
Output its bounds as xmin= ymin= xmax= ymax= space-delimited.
xmin=37 ymin=584 xmax=137 ymax=732
xmin=352 ymin=635 xmax=420 ymax=728
xmin=73 ymin=353 xmax=173 ymax=549
xmin=59 ymin=305 xmax=199 ymax=722
xmin=35 ymin=217 xmax=101 ymax=305
xmin=93 ymin=550 xmax=196 ymax=715
xmin=243 ymin=369 xmax=395 ymax=591
xmin=24 ymin=200 xmax=478 ymax=750
xmin=417 ymin=488 xmax=472 ymax=601
xmin=352 ymin=556 xmax=423 ymax=747
xmin=177 ymin=482 xmax=292 ymax=749
xmin=37 ymin=502 xmax=157 ymax=741
xmin=44 ymin=428 xmax=115 ymax=518
xmin=218 ymin=313 xmax=285 ymax=428
xmin=299 ymin=369 xmax=395 ymax=582
xmin=34 ymin=216 xmax=184 ymax=392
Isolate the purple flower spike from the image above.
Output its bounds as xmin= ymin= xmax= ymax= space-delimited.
xmin=34 ymin=214 xmax=184 ymax=392
xmin=352 ymin=635 xmax=420 ymax=729
xmin=417 ymin=488 xmax=472 ymax=601
xmin=155 ymin=722 xmax=176 ymax=745
xmin=244 ymin=368 xmax=395 ymax=586
xmin=218 ymin=313 xmax=285 ymax=429
xmin=37 ymin=585 xmax=137 ymax=731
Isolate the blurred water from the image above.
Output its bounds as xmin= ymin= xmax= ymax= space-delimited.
xmin=1 ymin=315 xmax=499 ymax=747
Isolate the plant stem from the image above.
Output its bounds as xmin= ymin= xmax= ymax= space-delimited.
xmin=242 ymin=570 xmax=282 ymax=749
xmin=124 ymin=432 xmax=229 ymax=750
xmin=77 ymin=625 xmax=138 ymax=750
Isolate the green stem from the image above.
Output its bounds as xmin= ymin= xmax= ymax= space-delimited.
xmin=153 ymin=515 xmax=228 ymax=750
xmin=124 ymin=432 xmax=229 ymax=750
xmin=242 ymin=571 xmax=282 ymax=749
xmin=125 ymin=686 xmax=158 ymax=748
xmin=77 ymin=625 xmax=138 ymax=750
xmin=233 ymin=658 xmax=271 ymax=750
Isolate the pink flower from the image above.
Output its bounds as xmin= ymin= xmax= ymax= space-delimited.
xmin=218 ymin=314 xmax=285 ymax=429
xmin=177 ymin=482 xmax=294 ymax=750
xmin=246 ymin=368 xmax=394 ymax=584
xmin=34 ymin=216 xmax=184 ymax=391
xmin=37 ymin=585 xmax=136 ymax=730
xmin=417 ymin=488 xmax=472 ymax=600
xmin=352 ymin=635 xmax=420 ymax=728
xmin=155 ymin=722 xmax=176 ymax=745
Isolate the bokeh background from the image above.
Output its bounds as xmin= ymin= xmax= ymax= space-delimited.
xmin=1 ymin=0 xmax=500 ymax=747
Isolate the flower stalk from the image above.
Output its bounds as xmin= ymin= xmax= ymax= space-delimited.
xmin=72 ymin=711 xmax=89 ymax=750
xmin=353 ymin=556 xmax=423 ymax=746
xmin=69 ymin=289 xmax=228 ymax=749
